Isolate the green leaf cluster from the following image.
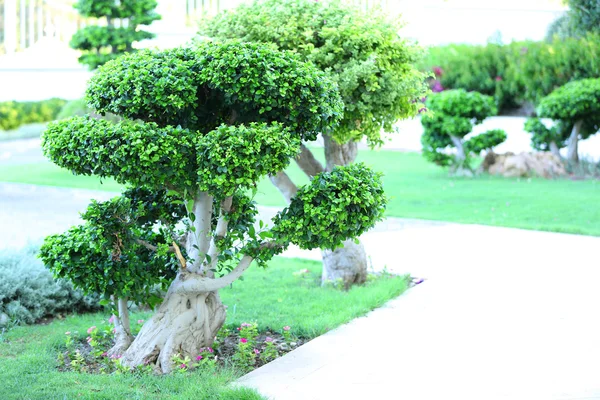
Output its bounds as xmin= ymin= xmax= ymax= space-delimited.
xmin=419 ymin=33 xmax=600 ymax=110
xmin=200 ymin=0 xmax=429 ymax=146
xmin=39 ymin=191 xmax=181 ymax=305
xmin=0 ymin=98 xmax=66 ymax=131
xmin=70 ymin=0 xmax=160 ymax=69
xmin=86 ymin=43 xmax=342 ymax=140
xmin=271 ymin=163 xmax=386 ymax=250
xmin=464 ymin=129 xmax=507 ymax=154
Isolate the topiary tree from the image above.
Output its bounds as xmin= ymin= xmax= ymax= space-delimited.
xmin=523 ymin=117 xmax=570 ymax=157
xmin=70 ymin=0 xmax=160 ymax=69
xmin=39 ymin=42 xmax=386 ymax=373
xmin=199 ymin=0 xmax=428 ymax=286
xmin=421 ymin=89 xmax=505 ymax=176
xmin=537 ymin=78 xmax=600 ymax=163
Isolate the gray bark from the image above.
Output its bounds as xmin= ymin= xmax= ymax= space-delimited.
xmin=187 ymin=191 xmax=213 ymax=273
xmin=449 ymin=135 xmax=473 ymax=177
xmin=321 ymin=134 xmax=367 ymax=286
xmin=323 ymin=134 xmax=358 ymax=171
xmin=549 ymin=141 xmax=561 ymax=158
xmin=107 ymin=297 xmax=133 ymax=358
xmin=269 ymin=171 xmax=298 ymax=203
xmin=567 ymin=120 xmax=582 ymax=163
xmin=322 ymin=239 xmax=368 ymax=288
xmin=296 ymin=144 xmax=324 ymax=178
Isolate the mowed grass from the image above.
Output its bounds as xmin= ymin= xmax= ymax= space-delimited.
xmin=0 ymin=257 xmax=408 ymax=400
xmin=1 ymin=149 xmax=598 ymax=235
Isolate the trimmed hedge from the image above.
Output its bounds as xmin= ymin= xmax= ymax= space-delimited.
xmin=0 ymin=246 xmax=102 ymax=326
xmin=419 ymin=33 xmax=600 ymax=112
xmin=0 ymin=98 xmax=66 ymax=131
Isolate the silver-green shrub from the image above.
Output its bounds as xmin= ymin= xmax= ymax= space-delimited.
xmin=0 ymin=246 xmax=101 ymax=326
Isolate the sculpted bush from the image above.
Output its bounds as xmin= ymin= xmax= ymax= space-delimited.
xmin=200 ymin=0 xmax=427 ymax=286
xmin=39 ymin=42 xmax=386 ymax=373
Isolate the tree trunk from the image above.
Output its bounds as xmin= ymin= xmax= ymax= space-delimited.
xmin=549 ymin=141 xmax=561 ymax=158
xmin=449 ymin=135 xmax=473 ymax=177
xmin=107 ymin=297 xmax=133 ymax=358
xmin=567 ymin=120 xmax=582 ymax=163
xmin=322 ymin=239 xmax=368 ymax=288
xmin=120 ymin=272 xmax=226 ymax=373
xmin=269 ymin=171 xmax=298 ymax=202
xmin=321 ymin=135 xmax=367 ymax=286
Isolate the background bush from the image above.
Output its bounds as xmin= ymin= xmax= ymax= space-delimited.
xmin=0 ymin=98 xmax=66 ymax=131
xmin=0 ymin=246 xmax=102 ymax=326
xmin=419 ymin=33 xmax=600 ymax=112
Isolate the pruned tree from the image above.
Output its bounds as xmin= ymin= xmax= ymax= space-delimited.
xmin=70 ymin=0 xmax=160 ymax=69
xmin=536 ymin=78 xmax=600 ymax=163
xmin=524 ymin=117 xmax=570 ymax=158
xmin=421 ymin=89 xmax=506 ymax=176
xmin=39 ymin=42 xmax=386 ymax=373
xmin=199 ymin=0 xmax=428 ymax=286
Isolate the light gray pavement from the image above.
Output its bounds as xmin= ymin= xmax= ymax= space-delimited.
xmin=238 ymin=225 xmax=600 ymax=400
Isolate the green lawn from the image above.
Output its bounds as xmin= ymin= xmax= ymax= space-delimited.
xmin=1 ymin=150 xmax=598 ymax=235
xmin=0 ymin=258 xmax=408 ymax=399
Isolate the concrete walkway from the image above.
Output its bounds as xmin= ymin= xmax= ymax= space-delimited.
xmin=238 ymin=225 xmax=600 ymax=400
xmin=1 ymin=184 xmax=600 ymax=399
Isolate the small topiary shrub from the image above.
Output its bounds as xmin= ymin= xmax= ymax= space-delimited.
xmin=537 ymin=78 xmax=600 ymax=162
xmin=0 ymin=246 xmax=101 ymax=327
xmin=70 ymin=0 xmax=160 ymax=69
xmin=421 ymin=89 xmax=505 ymax=176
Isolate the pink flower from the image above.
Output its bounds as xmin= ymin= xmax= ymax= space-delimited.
xmin=137 ymin=319 xmax=144 ymax=324
xmin=113 ymin=328 xmax=116 ymax=334
xmin=283 ymin=326 xmax=291 ymax=331
xmin=196 ymin=355 xmax=203 ymax=361
xmin=240 ymin=338 xmax=248 ymax=343
xmin=108 ymin=315 xmax=115 ymax=324
xmin=265 ymin=336 xmax=273 ymax=343
xmin=495 ymin=76 xmax=502 ymax=82
xmin=433 ymin=66 xmax=443 ymax=77
xmin=65 ymin=331 xmax=71 ymax=335
xmin=241 ymin=323 xmax=252 ymax=328
xmin=207 ymin=347 xmax=214 ymax=353
xmin=86 ymin=336 xmax=92 ymax=343
xmin=180 ymin=363 xmax=187 ymax=369
xmin=254 ymin=348 xmax=260 ymax=355
xmin=87 ymin=326 xmax=96 ymax=334
xmin=101 ymin=352 xmax=108 ymax=357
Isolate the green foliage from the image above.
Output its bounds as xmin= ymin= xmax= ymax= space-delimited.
xmin=197 ymin=123 xmax=300 ymax=197
xmin=0 ymin=246 xmax=101 ymax=326
xmin=43 ymin=116 xmax=200 ymax=191
xmin=548 ymin=1 xmax=600 ymax=40
xmin=39 ymin=191 xmax=181 ymax=306
xmin=524 ymin=118 xmax=569 ymax=151
xmin=70 ymin=0 xmax=160 ymax=69
xmin=200 ymin=0 xmax=429 ymax=147
xmin=86 ymin=43 xmax=342 ymax=140
xmin=538 ymin=78 xmax=600 ymax=122
xmin=421 ymin=90 xmax=501 ymax=170
xmin=420 ymin=33 xmax=600 ymax=108
xmin=464 ymin=129 xmax=507 ymax=154
xmin=0 ymin=98 xmax=66 ymax=131
xmin=272 ymin=163 xmax=386 ymax=250
xmin=419 ymin=43 xmax=520 ymax=111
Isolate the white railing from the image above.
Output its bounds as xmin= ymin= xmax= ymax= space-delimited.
xmin=1 ymin=0 xmax=84 ymax=55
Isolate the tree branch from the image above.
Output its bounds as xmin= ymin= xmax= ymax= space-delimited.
xmin=187 ymin=191 xmax=214 ymax=273
xmin=205 ymin=196 xmax=233 ymax=278
xmin=135 ymin=239 xmax=176 ymax=253
xmin=295 ymin=144 xmax=324 ymax=178
xmin=269 ymin=171 xmax=298 ymax=203
xmin=175 ymin=242 xmax=282 ymax=293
